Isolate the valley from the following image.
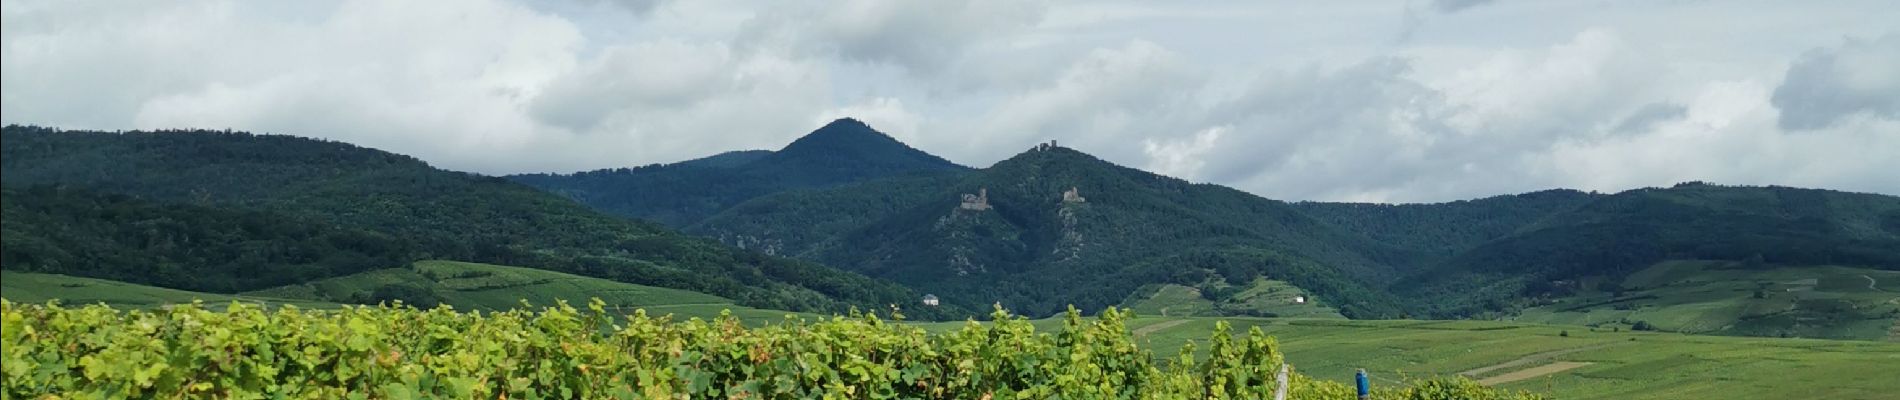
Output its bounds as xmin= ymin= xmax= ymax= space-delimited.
xmin=4 ymin=121 xmax=1897 ymax=399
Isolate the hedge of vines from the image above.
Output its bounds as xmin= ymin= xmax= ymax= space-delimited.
xmin=1 ymin=299 xmax=1542 ymax=399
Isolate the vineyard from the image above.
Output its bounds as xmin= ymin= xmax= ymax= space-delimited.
xmin=1 ymin=299 xmax=1541 ymax=399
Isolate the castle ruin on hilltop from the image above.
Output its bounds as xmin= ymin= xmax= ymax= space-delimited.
xmin=959 ymin=188 xmax=992 ymax=211
xmin=1061 ymin=187 xmax=1086 ymax=203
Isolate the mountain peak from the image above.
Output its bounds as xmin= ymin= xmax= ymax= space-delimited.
xmin=988 ymin=140 xmax=1113 ymax=171
xmin=780 ymin=118 xmax=895 ymax=152
xmin=766 ymin=119 xmax=964 ymax=171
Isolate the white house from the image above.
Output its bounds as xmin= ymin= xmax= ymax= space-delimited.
xmin=922 ymin=294 xmax=940 ymax=306
xmin=1293 ymin=296 xmax=1307 ymax=304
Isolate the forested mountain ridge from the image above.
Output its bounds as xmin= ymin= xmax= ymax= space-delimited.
xmin=507 ymin=118 xmax=970 ymax=226
xmin=1 ymin=186 xmax=411 ymax=293
xmin=8 ymin=121 xmax=1895 ymax=328
xmin=1395 ymin=182 xmax=1900 ymax=316
xmin=682 ymin=127 xmax=1900 ymax=321
xmin=1291 ymin=189 xmax=1603 ymax=257
xmin=695 ymin=144 xmax=1413 ymax=318
xmin=0 ymin=125 xmax=970 ymax=319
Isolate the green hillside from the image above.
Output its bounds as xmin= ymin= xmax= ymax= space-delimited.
xmin=1291 ymin=189 xmax=1601 ymax=257
xmin=1 ymin=186 xmax=411 ymax=293
xmin=1398 ymin=183 xmax=1900 ymax=317
xmin=688 ymin=172 xmax=966 ymax=257
xmin=0 ymin=125 xmax=968 ymax=320
xmin=248 ymin=260 xmax=805 ymax=320
xmin=1511 ymin=260 xmax=1900 ymax=340
xmin=1120 ymin=277 xmax=1346 ymax=319
xmin=695 ymin=145 xmax=1409 ymax=318
xmin=0 ymin=271 xmax=332 ymax=309
xmin=508 ymin=118 xmax=970 ymax=226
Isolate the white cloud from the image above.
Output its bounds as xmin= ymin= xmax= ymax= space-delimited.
xmin=3 ymin=0 xmax=1896 ymax=201
xmin=1143 ymin=126 xmax=1224 ymax=179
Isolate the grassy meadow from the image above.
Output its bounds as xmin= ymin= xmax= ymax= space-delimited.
xmin=244 ymin=260 xmax=811 ymax=321
xmin=1120 ymin=317 xmax=1900 ymax=400
xmin=1121 ymin=277 xmax=1347 ymax=319
xmin=1514 ymin=260 xmax=1900 ymax=340
xmin=0 ymin=270 xmax=334 ymax=309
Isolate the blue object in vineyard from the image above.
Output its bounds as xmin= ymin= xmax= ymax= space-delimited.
xmin=1356 ymin=368 xmax=1370 ymax=400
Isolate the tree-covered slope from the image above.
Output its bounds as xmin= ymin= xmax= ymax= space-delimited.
xmin=0 ymin=125 xmax=969 ymax=319
xmin=1397 ymin=183 xmax=1900 ymax=317
xmin=1 ymin=186 xmax=411 ymax=293
xmin=507 ymin=118 xmax=970 ymax=226
xmin=1291 ymin=189 xmax=1602 ymax=257
xmin=696 ymin=145 xmax=1410 ymax=318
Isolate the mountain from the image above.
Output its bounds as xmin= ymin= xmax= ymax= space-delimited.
xmin=1290 ymin=189 xmax=1602 ymax=258
xmin=2 ymin=186 xmax=411 ymax=293
xmin=684 ymin=135 xmax=1900 ymax=324
xmin=1394 ymin=183 xmax=1900 ymax=317
xmin=0 ymin=125 xmax=970 ymax=319
xmin=693 ymin=144 xmax=1412 ymax=318
xmin=507 ymin=118 xmax=970 ymax=226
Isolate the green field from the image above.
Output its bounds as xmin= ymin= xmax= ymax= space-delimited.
xmin=0 ymin=271 xmax=334 ymax=309
xmin=1122 ymin=278 xmax=1346 ymax=319
xmin=245 ymin=260 xmax=810 ymax=321
xmin=959 ymin=316 xmax=1899 ymax=400
xmin=12 ymin=262 xmax=1900 ymax=399
xmin=1514 ymin=260 xmax=1900 ymax=340
xmin=3 ymin=261 xmax=811 ymax=322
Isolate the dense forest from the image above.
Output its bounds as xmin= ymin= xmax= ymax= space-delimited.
xmin=695 ymin=145 xmax=1412 ymax=318
xmin=6 ymin=122 xmax=1898 ymax=323
xmin=1 ymin=186 xmax=411 ymax=292
xmin=508 ymin=118 xmax=970 ymax=226
xmin=1395 ymin=182 xmax=1900 ymax=316
xmin=0 ymin=125 xmax=971 ymax=320
xmin=682 ymin=139 xmax=1900 ymax=320
xmin=1290 ymin=189 xmax=1601 ymax=257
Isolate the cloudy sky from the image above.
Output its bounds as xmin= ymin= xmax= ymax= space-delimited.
xmin=4 ymin=0 xmax=1896 ymax=202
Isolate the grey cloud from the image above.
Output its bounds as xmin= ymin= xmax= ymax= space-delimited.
xmin=1198 ymin=57 xmax=1479 ymax=201
xmin=968 ymin=40 xmax=1201 ymax=164
xmin=5 ymin=1 xmax=1898 ymax=202
xmin=1431 ymin=0 xmax=1496 ymax=13
xmin=738 ymin=0 xmax=1047 ymax=76
xmin=598 ymin=0 xmax=665 ymax=15
xmin=1771 ymin=34 xmax=1900 ymax=130
xmin=1400 ymin=0 xmax=1499 ymax=43
xmin=528 ymin=41 xmax=735 ymax=132
xmin=1611 ymin=102 xmax=1687 ymax=135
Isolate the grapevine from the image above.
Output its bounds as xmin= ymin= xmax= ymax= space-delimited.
xmin=1 ymin=299 xmax=1542 ymax=399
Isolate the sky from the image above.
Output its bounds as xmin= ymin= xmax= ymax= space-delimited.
xmin=3 ymin=0 xmax=1896 ymax=203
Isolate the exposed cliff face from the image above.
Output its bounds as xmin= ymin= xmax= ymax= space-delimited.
xmin=1053 ymin=202 xmax=1086 ymax=263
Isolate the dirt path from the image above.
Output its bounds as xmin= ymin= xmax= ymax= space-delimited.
xmin=1133 ymin=319 xmax=1193 ymax=337
xmin=1864 ymin=275 xmax=1881 ymax=291
xmin=1477 ymin=362 xmax=1594 ymax=386
xmin=1458 ymin=343 xmax=1616 ymax=377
